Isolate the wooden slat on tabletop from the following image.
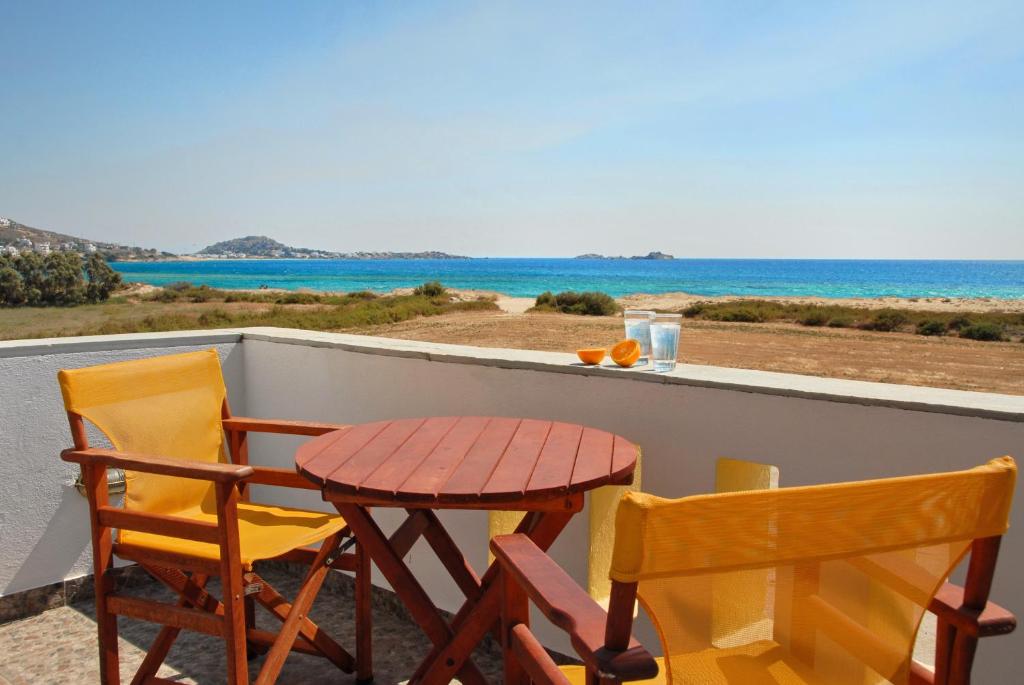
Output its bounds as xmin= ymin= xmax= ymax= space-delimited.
xmin=481 ymin=419 xmax=553 ymax=499
xmin=324 ymin=418 xmax=426 ymax=494
xmin=610 ymin=434 xmax=639 ymax=484
xmin=525 ymin=422 xmax=584 ymax=496
xmin=442 ymin=418 xmax=522 ymax=500
xmin=398 ymin=416 xmax=492 ymax=502
xmin=357 ymin=416 xmax=460 ymax=498
xmin=569 ymin=427 xmax=615 ymax=487
xmin=294 ymin=426 xmax=348 ymax=469
xmin=297 ymin=420 xmax=391 ymax=482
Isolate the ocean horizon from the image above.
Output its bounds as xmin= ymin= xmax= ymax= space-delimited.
xmin=110 ymin=258 xmax=1024 ymax=300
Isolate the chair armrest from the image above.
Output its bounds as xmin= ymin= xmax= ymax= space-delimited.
xmin=62 ymin=448 xmax=254 ymax=483
xmin=930 ymin=582 xmax=1016 ymax=637
xmin=491 ymin=534 xmax=658 ymax=681
xmin=222 ymin=417 xmax=349 ymax=437
xmin=245 ymin=465 xmax=320 ymax=490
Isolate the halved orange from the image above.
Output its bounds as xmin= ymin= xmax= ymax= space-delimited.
xmin=576 ymin=347 xmax=606 ymax=365
xmin=611 ymin=339 xmax=641 ymax=367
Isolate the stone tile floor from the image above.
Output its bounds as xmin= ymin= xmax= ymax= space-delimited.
xmin=0 ymin=566 xmax=505 ymax=684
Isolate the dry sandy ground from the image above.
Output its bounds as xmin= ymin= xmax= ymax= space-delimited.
xmin=351 ymin=309 xmax=1024 ymax=396
xmin=440 ymin=288 xmax=1024 ymax=315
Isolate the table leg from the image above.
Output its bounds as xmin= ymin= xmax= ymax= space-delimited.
xmin=416 ymin=509 xmax=483 ymax=600
xmin=336 ymin=503 xmax=490 ymax=685
xmin=412 ymin=508 xmax=576 ymax=685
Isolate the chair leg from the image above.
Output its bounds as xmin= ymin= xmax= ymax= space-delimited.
xmin=95 ymin=566 xmax=120 ymax=685
xmin=245 ymin=595 xmax=268 ymax=659
xmin=216 ymin=482 xmax=250 ymax=685
xmin=84 ymin=462 xmax=119 ymax=685
xmin=254 ymin=534 xmax=342 ymax=685
xmin=245 ymin=571 xmax=353 ymax=671
xmin=221 ymin=566 xmax=250 ymax=684
xmin=130 ymin=572 xmax=212 ymax=685
xmin=356 ymin=540 xmax=373 ymax=683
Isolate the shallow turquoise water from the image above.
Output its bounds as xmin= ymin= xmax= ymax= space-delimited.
xmin=111 ymin=258 xmax=1024 ymax=299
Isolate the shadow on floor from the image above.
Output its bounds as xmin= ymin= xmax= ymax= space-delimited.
xmin=0 ymin=565 xmax=504 ymax=684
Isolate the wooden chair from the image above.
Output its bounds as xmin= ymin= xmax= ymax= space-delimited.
xmin=491 ymin=457 xmax=1017 ymax=685
xmin=58 ymin=349 xmax=372 ymax=685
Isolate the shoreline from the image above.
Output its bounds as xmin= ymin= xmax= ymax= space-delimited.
xmin=119 ymin=283 xmax=1024 ymax=314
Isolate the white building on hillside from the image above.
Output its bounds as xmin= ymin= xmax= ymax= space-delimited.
xmin=35 ymin=242 xmax=51 ymax=255
xmin=0 ymin=217 xmax=10 ymax=227
xmin=2 ymin=245 xmax=19 ymax=256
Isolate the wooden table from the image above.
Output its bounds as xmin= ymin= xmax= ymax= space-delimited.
xmin=296 ymin=416 xmax=639 ymax=685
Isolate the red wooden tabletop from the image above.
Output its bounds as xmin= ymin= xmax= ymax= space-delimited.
xmin=295 ymin=416 xmax=638 ymax=508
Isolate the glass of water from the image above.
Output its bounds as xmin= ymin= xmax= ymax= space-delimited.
xmin=650 ymin=313 xmax=682 ymax=372
xmin=623 ymin=310 xmax=654 ymax=365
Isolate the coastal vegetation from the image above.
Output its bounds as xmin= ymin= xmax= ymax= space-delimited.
xmin=680 ymin=299 xmax=1022 ymax=342
xmin=0 ymin=252 xmax=122 ymax=306
xmin=532 ymin=290 xmax=620 ymax=316
xmin=0 ymin=280 xmax=1019 ymax=395
xmin=0 ymin=281 xmax=496 ymax=339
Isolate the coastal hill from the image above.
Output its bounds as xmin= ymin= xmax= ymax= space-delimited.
xmin=575 ymin=251 xmax=674 ymax=260
xmin=198 ymin=235 xmax=469 ymax=260
xmin=0 ymin=216 xmax=176 ymax=261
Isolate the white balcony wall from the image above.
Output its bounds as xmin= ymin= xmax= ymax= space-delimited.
xmin=0 ymin=332 xmax=246 ymax=596
xmin=240 ymin=329 xmax=1024 ymax=683
xmin=0 ymin=327 xmax=1021 ymax=681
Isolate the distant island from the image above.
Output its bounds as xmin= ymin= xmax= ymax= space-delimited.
xmin=197 ymin=235 xmax=469 ymax=260
xmin=0 ymin=216 xmax=175 ymax=261
xmin=575 ymin=251 xmax=674 ymax=260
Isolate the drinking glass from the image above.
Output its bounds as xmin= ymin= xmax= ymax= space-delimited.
xmin=650 ymin=313 xmax=681 ymax=372
xmin=623 ymin=310 xmax=654 ymax=365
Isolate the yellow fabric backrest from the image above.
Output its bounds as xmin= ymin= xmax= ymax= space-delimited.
xmin=610 ymin=457 xmax=1016 ymax=685
xmin=58 ymin=349 xmax=228 ymax=515
xmin=711 ymin=459 xmax=779 ymax=648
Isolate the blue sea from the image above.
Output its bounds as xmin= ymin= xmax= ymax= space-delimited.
xmin=111 ymin=259 xmax=1024 ymax=300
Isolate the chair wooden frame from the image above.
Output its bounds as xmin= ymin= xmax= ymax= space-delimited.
xmin=490 ymin=533 xmax=1016 ymax=685
xmin=61 ymin=400 xmax=373 ymax=685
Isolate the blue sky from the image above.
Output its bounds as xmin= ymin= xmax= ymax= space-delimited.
xmin=1 ymin=1 xmax=1021 ymax=258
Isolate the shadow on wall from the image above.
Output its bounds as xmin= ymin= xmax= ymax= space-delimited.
xmin=4 ymin=484 xmax=95 ymax=595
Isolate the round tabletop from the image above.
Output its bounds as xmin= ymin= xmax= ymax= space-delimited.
xmin=296 ymin=416 xmax=638 ymax=508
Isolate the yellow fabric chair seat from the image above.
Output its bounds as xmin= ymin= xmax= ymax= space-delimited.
xmin=119 ymin=502 xmax=347 ymax=569
xmin=560 ymin=641 xmax=823 ymax=685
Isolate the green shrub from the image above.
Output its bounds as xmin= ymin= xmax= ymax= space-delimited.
xmin=0 ymin=252 xmax=120 ymax=307
xmin=713 ymin=308 xmax=763 ymax=323
xmin=947 ymin=315 xmax=972 ymax=331
xmin=275 ymin=292 xmax=319 ymax=305
xmin=827 ymin=317 xmax=852 ymax=328
xmin=959 ymin=323 xmax=1003 ymax=341
xmin=916 ymin=320 xmax=946 ymax=336
xmin=413 ymin=281 xmax=446 ymax=297
xmin=556 ymin=291 xmax=618 ymax=315
xmin=860 ymin=310 xmax=908 ymax=332
xmin=681 ymin=303 xmax=706 ymax=318
xmin=798 ymin=311 xmax=830 ymax=327
xmin=535 ymin=291 xmax=557 ymax=308
xmin=84 ymin=254 xmax=122 ymax=302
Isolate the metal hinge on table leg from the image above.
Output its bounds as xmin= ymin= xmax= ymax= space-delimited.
xmin=325 ymin=534 xmax=357 ymax=566
xmin=244 ymin=581 xmax=263 ymax=596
